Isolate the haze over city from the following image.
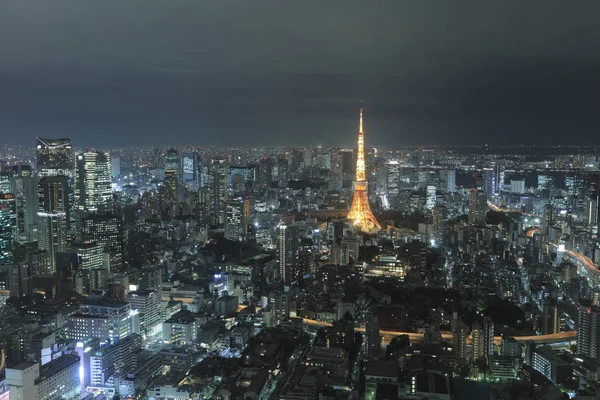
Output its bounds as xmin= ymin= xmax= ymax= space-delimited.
xmin=1 ymin=0 xmax=600 ymax=147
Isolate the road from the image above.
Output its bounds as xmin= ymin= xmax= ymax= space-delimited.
xmin=299 ymin=317 xmax=576 ymax=345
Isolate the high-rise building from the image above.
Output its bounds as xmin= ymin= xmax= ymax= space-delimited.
xmin=277 ymin=156 xmax=289 ymax=188
xmin=494 ymin=160 xmax=505 ymax=195
xmin=225 ymin=197 xmax=244 ymax=241
xmin=258 ymin=158 xmax=274 ymax=188
xmin=510 ymin=180 xmax=525 ymax=194
xmin=68 ymin=301 xmax=134 ymax=342
xmin=577 ymin=302 xmax=600 ymax=358
xmin=386 ymin=160 xmax=400 ymax=197
xmin=161 ymin=149 xmax=180 ymax=220
xmin=425 ymin=185 xmax=437 ymax=210
xmin=80 ymin=214 xmax=123 ymax=269
xmin=440 ymin=169 xmax=456 ymax=193
xmin=38 ymin=176 xmax=70 ymax=272
xmin=209 ymin=159 xmax=227 ymax=224
xmin=0 ymin=194 xmax=17 ymax=265
xmin=468 ymin=189 xmax=488 ymax=227
xmin=110 ymin=156 xmax=121 ymax=179
xmin=75 ymin=151 xmax=112 ymax=215
xmin=347 ymin=103 xmax=380 ymax=233
xmin=126 ymin=290 xmax=160 ymax=334
xmin=432 ymin=205 xmax=447 ymax=244
xmin=451 ymin=313 xmax=468 ymax=361
xmin=483 ymin=168 xmax=494 ymax=198
xmin=181 ymin=151 xmax=199 ymax=191
xmin=542 ymin=204 xmax=554 ymax=235
xmin=277 ymin=224 xmax=298 ymax=283
xmin=36 ymin=137 xmax=73 ymax=177
xmin=543 ymin=300 xmax=561 ymax=335
xmin=10 ymin=165 xmax=39 ymax=243
xmin=73 ymin=242 xmax=105 ymax=272
xmin=139 ymin=265 xmax=163 ymax=300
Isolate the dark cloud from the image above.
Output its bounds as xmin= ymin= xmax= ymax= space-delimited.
xmin=0 ymin=0 xmax=599 ymax=147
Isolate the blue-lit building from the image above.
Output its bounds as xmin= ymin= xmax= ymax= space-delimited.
xmin=0 ymin=193 xmax=17 ymax=265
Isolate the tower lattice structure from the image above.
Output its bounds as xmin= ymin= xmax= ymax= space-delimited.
xmin=347 ymin=103 xmax=381 ymax=233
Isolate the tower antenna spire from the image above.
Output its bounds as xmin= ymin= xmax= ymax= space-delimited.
xmin=359 ymin=100 xmax=363 ymax=134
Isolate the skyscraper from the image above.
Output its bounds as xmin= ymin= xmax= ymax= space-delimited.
xmin=75 ymin=151 xmax=112 ymax=215
xmin=439 ymin=169 xmax=456 ymax=193
xmin=225 ymin=197 xmax=244 ymax=241
xmin=181 ymin=151 xmax=199 ymax=191
xmin=163 ymin=148 xmax=180 ymax=207
xmin=0 ymin=194 xmax=17 ymax=265
xmin=10 ymin=165 xmax=39 ymax=243
xmin=468 ymin=189 xmax=488 ymax=227
xmin=80 ymin=214 xmax=123 ymax=269
xmin=386 ymin=160 xmax=400 ymax=197
xmin=347 ymin=103 xmax=380 ymax=233
xmin=36 ymin=137 xmax=73 ymax=177
xmin=483 ymin=168 xmax=494 ymax=198
xmin=277 ymin=224 xmax=298 ymax=283
xmin=577 ymin=302 xmax=600 ymax=358
xmin=209 ymin=159 xmax=227 ymax=224
xmin=38 ymin=176 xmax=70 ymax=273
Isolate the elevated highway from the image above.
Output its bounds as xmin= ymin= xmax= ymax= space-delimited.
xmin=299 ymin=317 xmax=576 ymax=346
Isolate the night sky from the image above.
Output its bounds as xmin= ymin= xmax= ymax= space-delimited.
xmin=1 ymin=0 xmax=599 ymax=147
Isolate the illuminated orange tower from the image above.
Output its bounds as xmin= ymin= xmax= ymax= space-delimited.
xmin=347 ymin=102 xmax=381 ymax=233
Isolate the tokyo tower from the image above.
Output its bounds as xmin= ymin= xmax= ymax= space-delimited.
xmin=347 ymin=102 xmax=381 ymax=233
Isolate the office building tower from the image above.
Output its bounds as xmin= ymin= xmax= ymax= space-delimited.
xmin=0 ymin=194 xmax=16 ymax=265
xmin=510 ymin=180 xmax=525 ymax=194
xmin=75 ymin=151 xmax=112 ymax=215
xmin=73 ymin=242 xmax=105 ymax=272
xmin=425 ymin=185 xmax=437 ymax=210
xmin=468 ymin=189 xmax=488 ymax=227
xmin=80 ymin=213 xmax=123 ymax=268
xmin=225 ymin=197 xmax=244 ymax=241
xmin=36 ymin=137 xmax=74 ymax=177
xmin=126 ymin=290 xmax=160 ymax=334
xmin=162 ymin=148 xmax=180 ymax=218
xmin=86 ymin=334 xmax=142 ymax=388
xmin=472 ymin=322 xmax=484 ymax=362
xmin=483 ymin=168 xmax=494 ymax=198
xmin=258 ymin=158 xmax=274 ymax=188
xmin=452 ymin=317 xmax=468 ymax=361
xmin=432 ymin=205 xmax=447 ymax=244
xmin=277 ymin=224 xmax=299 ymax=283
xmin=110 ymin=156 xmax=121 ymax=178
xmin=277 ymin=156 xmax=289 ymax=188
xmin=483 ymin=317 xmax=495 ymax=357
xmin=10 ymin=165 xmax=39 ymax=243
xmin=542 ymin=204 xmax=554 ymax=235
xmin=209 ymin=159 xmax=227 ymax=224
xmin=347 ymin=103 xmax=380 ymax=232
xmin=181 ymin=151 xmax=200 ymax=191
xmin=68 ymin=301 xmax=133 ymax=342
xmin=139 ymin=265 xmax=163 ymax=300
xmin=577 ymin=302 xmax=600 ymax=358
xmin=440 ymin=169 xmax=456 ymax=193
xmin=0 ymin=167 xmax=11 ymax=194
xmin=386 ymin=160 xmax=400 ymax=197
xmin=537 ymin=174 xmax=555 ymax=193
xmin=494 ymin=161 xmax=505 ymax=194
xmin=38 ymin=176 xmax=70 ymax=273
xmin=543 ymin=300 xmax=561 ymax=335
